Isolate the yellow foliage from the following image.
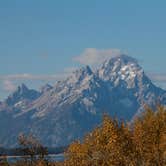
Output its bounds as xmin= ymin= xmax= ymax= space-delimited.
xmin=133 ymin=105 xmax=166 ymax=165
xmin=64 ymin=105 xmax=166 ymax=166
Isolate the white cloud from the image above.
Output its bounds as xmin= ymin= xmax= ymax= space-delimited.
xmin=0 ymin=73 xmax=70 ymax=81
xmin=73 ymin=48 xmax=123 ymax=66
xmin=3 ymin=80 xmax=16 ymax=92
xmin=0 ymin=65 xmax=79 ymax=83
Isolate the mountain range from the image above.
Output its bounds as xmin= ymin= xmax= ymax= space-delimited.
xmin=0 ymin=55 xmax=166 ymax=147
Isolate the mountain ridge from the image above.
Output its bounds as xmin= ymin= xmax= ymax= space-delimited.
xmin=0 ymin=55 xmax=166 ymax=147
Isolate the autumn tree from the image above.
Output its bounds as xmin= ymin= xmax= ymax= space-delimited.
xmin=132 ymin=105 xmax=166 ymax=166
xmin=18 ymin=133 xmax=48 ymax=164
xmin=65 ymin=115 xmax=137 ymax=166
xmin=64 ymin=105 xmax=166 ymax=166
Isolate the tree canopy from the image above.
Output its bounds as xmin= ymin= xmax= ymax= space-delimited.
xmin=64 ymin=105 xmax=166 ymax=166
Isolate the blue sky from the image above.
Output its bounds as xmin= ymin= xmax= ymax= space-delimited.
xmin=0 ymin=0 xmax=166 ymax=99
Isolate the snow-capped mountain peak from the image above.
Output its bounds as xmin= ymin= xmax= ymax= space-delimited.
xmin=17 ymin=83 xmax=29 ymax=94
xmin=97 ymin=55 xmax=143 ymax=88
xmin=5 ymin=83 xmax=41 ymax=106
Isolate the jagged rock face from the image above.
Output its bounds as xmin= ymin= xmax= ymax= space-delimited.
xmin=40 ymin=84 xmax=53 ymax=94
xmin=0 ymin=55 xmax=166 ymax=147
xmin=98 ymin=55 xmax=143 ymax=88
xmin=5 ymin=84 xmax=41 ymax=106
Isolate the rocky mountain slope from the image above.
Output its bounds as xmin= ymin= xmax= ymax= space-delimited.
xmin=0 ymin=55 xmax=166 ymax=147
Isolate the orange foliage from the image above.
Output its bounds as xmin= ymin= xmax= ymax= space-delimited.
xmin=64 ymin=105 xmax=166 ymax=166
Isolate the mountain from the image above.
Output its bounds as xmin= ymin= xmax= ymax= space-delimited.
xmin=2 ymin=83 xmax=41 ymax=110
xmin=40 ymin=84 xmax=53 ymax=94
xmin=0 ymin=55 xmax=166 ymax=147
